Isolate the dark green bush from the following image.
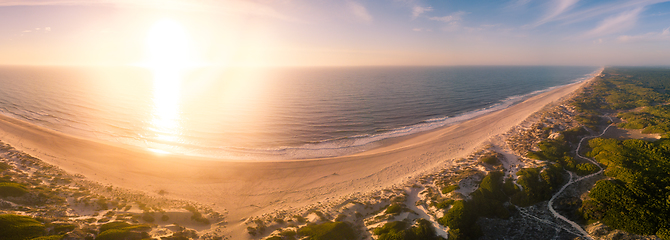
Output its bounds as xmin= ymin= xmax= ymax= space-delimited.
xmin=385 ymin=204 xmax=402 ymax=215
xmin=480 ymin=154 xmax=500 ymax=165
xmin=99 ymin=221 xmax=131 ymax=233
xmin=52 ymin=223 xmax=76 ymax=234
xmin=31 ymin=235 xmax=63 ymax=240
xmin=0 ymin=162 xmax=11 ymax=172
xmin=96 ymin=229 xmax=134 ymax=240
xmin=0 ymin=214 xmax=46 ymax=240
xmin=441 ymin=184 xmax=460 ymax=194
xmin=373 ymin=219 xmax=440 ymax=240
xmin=297 ymin=221 xmax=356 ymax=240
xmin=0 ymin=182 xmax=28 ymax=197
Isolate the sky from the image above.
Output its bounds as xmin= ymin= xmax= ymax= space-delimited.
xmin=1 ymin=0 xmax=669 ymax=66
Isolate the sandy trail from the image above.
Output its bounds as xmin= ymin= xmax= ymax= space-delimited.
xmin=546 ymin=116 xmax=614 ymax=240
xmin=406 ymin=187 xmax=449 ymax=238
xmin=0 ymin=79 xmax=589 ymax=238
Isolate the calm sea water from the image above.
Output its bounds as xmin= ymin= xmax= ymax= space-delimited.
xmin=0 ymin=66 xmax=599 ymax=159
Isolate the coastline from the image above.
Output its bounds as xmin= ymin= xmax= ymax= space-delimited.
xmin=0 ymin=72 xmax=597 ymax=238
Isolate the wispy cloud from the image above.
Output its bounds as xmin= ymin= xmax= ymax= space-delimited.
xmin=531 ymin=0 xmax=579 ymax=27
xmin=584 ymin=7 xmax=643 ymax=38
xmin=618 ymin=27 xmax=670 ymax=42
xmin=347 ymin=1 xmax=372 ymax=23
xmin=0 ymin=0 xmax=293 ymax=21
xmin=412 ymin=28 xmax=432 ymax=32
xmin=562 ymin=0 xmax=666 ymax=24
xmin=506 ymin=0 xmax=532 ymax=9
xmin=412 ymin=5 xmax=433 ymax=19
xmin=20 ymin=27 xmax=52 ymax=34
xmin=429 ymin=11 xmax=467 ymax=31
xmin=429 ymin=11 xmax=466 ymax=23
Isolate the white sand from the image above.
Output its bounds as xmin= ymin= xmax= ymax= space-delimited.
xmin=0 ymin=79 xmax=589 ymax=238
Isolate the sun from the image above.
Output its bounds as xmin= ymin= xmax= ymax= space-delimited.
xmin=145 ymin=19 xmax=193 ymax=70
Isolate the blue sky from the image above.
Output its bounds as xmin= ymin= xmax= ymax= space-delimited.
xmin=1 ymin=0 xmax=669 ymax=66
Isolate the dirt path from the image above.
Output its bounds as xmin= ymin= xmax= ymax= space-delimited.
xmin=547 ymin=116 xmax=614 ymax=240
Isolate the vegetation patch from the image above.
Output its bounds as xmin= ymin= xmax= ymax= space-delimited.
xmin=0 ymin=182 xmax=28 ymax=197
xmin=438 ymin=171 xmax=518 ymax=239
xmin=580 ymin=137 xmax=670 ymax=235
xmin=441 ymin=184 xmax=460 ymax=194
xmin=510 ymin=164 xmax=564 ymax=207
xmin=479 ymin=152 xmax=502 ymax=166
xmin=373 ymin=219 xmax=441 ymax=240
xmin=385 ymin=203 xmax=402 ymax=215
xmin=0 ymin=214 xmax=46 ymax=240
xmin=297 ymin=221 xmax=356 ymax=240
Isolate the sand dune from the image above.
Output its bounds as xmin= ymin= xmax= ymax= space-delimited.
xmin=0 ymin=79 xmax=588 ymax=238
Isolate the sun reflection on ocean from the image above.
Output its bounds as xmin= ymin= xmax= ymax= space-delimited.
xmin=143 ymin=18 xmax=195 ymax=153
xmin=150 ymin=67 xmax=182 ymax=144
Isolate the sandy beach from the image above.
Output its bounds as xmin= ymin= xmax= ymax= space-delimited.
xmin=0 ymin=78 xmax=589 ymax=238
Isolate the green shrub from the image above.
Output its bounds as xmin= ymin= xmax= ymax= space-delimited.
xmin=297 ymin=221 xmax=356 ymax=240
xmin=385 ymin=204 xmax=402 ymax=215
xmin=441 ymin=184 xmax=460 ymax=194
xmin=52 ymin=223 xmax=76 ymax=234
xmin=0 ymin=162 xmax=11 ymax=172
xmin=502 ymin=178 xmax=520 ymax=196
xmin=0 ymin=182 xmax=28 ymax=197
xmin=99 ymin=221 xmax=131 ymax=233
xmin=511 ymin=165 xmax=563 ymax=207
xmin=480 ymin=154 xmax=500 ymax=165
xmin=293 ymin=215 xmax=306 ymax=223
xmin=31 ymin=235 xmax=63 ymax=240
xmin=657 ymin=228 xmax=670 ymax=240
xmin=435 ymin=199 xmax=454 ymax=209
xmin=0 ymin=214 xmax=46 ymax=240
xmin=96 ymin=229 xmax=133 ymax=240
xmin=373 ymin=221 xmax=407 ymax=236
xmin=576 ymin=163 xmax=598 ymax=176
xmin=373 ymin=219 xmax=440 ymax=240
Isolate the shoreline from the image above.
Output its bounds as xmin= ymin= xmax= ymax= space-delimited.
xmin=0 ymin=71 xmax=598 ymax=238
xmin=0 ymin=67 xmax=601 ymax=161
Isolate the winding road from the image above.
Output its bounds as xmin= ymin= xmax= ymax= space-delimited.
xmin=546 ymin=116 xmax=615 ymax=240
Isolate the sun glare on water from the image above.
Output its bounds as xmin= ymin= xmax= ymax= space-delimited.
xmin=144 ymin=19 xmax=194 ymax=152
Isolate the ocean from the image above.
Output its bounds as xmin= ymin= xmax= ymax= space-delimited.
xmin=0 ymin=66 xmax=599 ymax=160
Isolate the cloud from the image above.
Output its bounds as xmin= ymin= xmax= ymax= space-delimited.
xmin=543 ymin=0 xmax=669 ymax=26
xmin=45 ymin=27 xmax=51 ymax=31
xmin=429 ymin=11 xmax=466 ymax=23
xmin=531 ymin=0 xmax=579 ymax=27
xmin=412 ymin=5 xmax=433 ymax=19
xmin=347 ymin=1 xmax=372 ymax=23
xmin=584 ymin=7 xmax=643 ymax=37
xmin=618 ymin=27 xmax=670 ymax=42
xmin=412 ymin=28 xmax=432 ymax=32
xmin=0 ymin=0 xmax=293 ymax=21
xmin=506 ymin=0 xmax=532 ymax=9
xmin=428 ymin=11 xmax=467 ymax=31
